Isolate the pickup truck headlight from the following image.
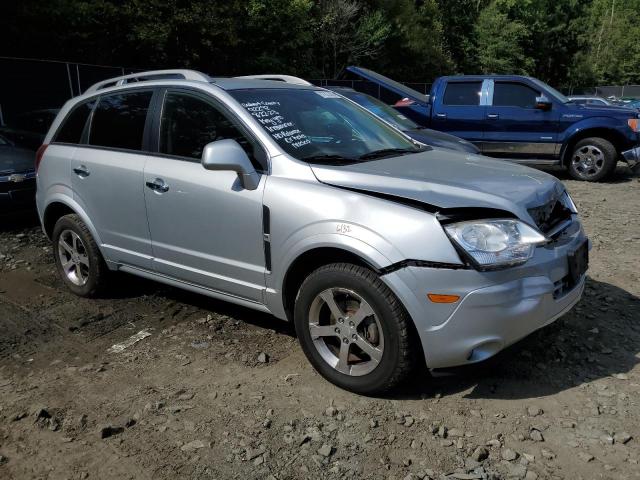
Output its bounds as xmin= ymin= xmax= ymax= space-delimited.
xmin=629 ymin=119 xmax=639 ymax=132
xmin=444 ymin=219 xmax=547 ymax=269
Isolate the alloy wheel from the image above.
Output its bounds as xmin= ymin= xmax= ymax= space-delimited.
xmin=307 ymin=287 xmax=384 ymax=376
xmin=571 ymin=145 xmax=605 ymax=179
xmin=57 ymin=229 xmax=90 ymax=286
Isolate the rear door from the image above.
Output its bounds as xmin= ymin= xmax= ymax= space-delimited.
xmin=431 ymin=80 xmax=485 ymax=144
xmin=483 ymin=81 xmax=560 ymax=159
xmin=72 ymin=89 xmax=155 ymax=269
xmin=143 ymin=88 xmax=267 ymax=302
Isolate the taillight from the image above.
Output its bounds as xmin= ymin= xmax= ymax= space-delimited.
xmin=35 ymin=144 xmax=48 ymax=172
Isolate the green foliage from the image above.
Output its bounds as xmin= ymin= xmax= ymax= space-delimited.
xmin=571 ymin=0 xmax=640 ymax=85
xmin=314 ymin=0 xmax=392 ymax=77
xmin=476 ymin=2 xmax=534 ymax=75
xmin=1 ymin=0 xmax=640 ymax=87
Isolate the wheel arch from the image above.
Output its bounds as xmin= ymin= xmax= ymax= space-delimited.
xmin=561 ymin=127 xmax=625 ymax=166
xmin=283 ymin=251 xmax=429 ymax=376
xmin=281 ymin=246 xmax=383 ymax=322
xmin=42 ymin=197 xmax=103 ymax=249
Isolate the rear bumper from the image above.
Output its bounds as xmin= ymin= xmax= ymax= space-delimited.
xmin=622 ymin=146 xmax=640 ymax=173
xmin=382 ymin=218 xmax=588 ymax=369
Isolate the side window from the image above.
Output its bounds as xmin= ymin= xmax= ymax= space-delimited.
xmin=159 ymin=91 xmax=266 ymax=170
xmin=493 ymin=83 xmax=540 ymax=109
xmin=54 ymin=100 xmax=95 ymax=144
xmin=89 ymin=91 xmax=153 ymax=151
xmin=443 ymin=82 xmax=482 ymax=106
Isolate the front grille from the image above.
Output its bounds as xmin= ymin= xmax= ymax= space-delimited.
xmin=0 ymin=177 xmax=36 ymax=195
xmin=528 ymin=196 xmax=572 ymax=234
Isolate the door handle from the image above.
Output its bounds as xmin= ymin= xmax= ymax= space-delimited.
xmin=146 ymin=178 xmax=169 ymax=193
xmin=436 ymin=113 xmax=447 ymax=119
xmin=73 ymin=165 xmax=90 ymax=177
xmin=487 ymin=113 xmax=500 ymax=119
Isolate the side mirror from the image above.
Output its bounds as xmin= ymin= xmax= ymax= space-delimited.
xmin=535 ymin=95 xmax=552 ymax=111
xmin=201 ymin=139 xmax=260 ymax=190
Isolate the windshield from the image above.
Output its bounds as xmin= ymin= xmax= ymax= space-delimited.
xmin=529 ymin=78 xmax=570 ymax=104
xmin=230 ymin=88 xmax=423 ymax=163
xmin=337 ymin=90 xmax=419 ymax=130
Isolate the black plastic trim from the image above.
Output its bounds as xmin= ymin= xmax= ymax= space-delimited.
xmin=379 ymin=259 xmax=470 ymax=275
xmin=436 ymin=207 xmax=517 ymax=224
xmin=262 ymin=205 xmax=272 ymax=272
xmin=262 ymin=205 xmax=271 ymax=234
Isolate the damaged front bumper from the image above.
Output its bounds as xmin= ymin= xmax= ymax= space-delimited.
xmin=622 ymin=146 xmax=640 ymax=174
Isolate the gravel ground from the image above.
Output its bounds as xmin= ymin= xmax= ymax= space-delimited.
xmin=0 ymin=166 xmax=639 ymax=480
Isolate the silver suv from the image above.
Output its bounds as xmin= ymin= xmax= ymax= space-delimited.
xmin=36 ymin=69 xmax=589 ymax=394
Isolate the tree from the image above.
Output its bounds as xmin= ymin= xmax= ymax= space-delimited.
xmin=475 ymin=2 xmax=534 ymax=75
xmin=315 ymin=0 xmax=391 ymax=78
xmin=571 ymin=0 xmax=640 ymax=85
xmin=438 ymin=0 xmax=490 ymax=74
xmin=244 ymin=0 xmax=315 ymax=75
xmin=366 ymin=0 xmax=453 ymax=81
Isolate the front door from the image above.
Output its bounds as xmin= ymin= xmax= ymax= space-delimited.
xmin=72 ymin=89 xmax=155 ymax=269
xmin=144 ymin=89 xmax=267 ymax=302
xmin=482 ymin=81 xmax=560 ymax=159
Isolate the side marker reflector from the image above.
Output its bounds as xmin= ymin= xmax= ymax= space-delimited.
xmin=428 ymin=293 xmax=460 ymax=304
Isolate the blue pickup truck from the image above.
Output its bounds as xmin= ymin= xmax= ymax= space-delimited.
xmin=341 ymin=67 xmax=640 ymax=181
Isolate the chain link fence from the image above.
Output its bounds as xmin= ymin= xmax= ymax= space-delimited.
xmin=1 ymin=56 xmax=638 ymax=141
xmin=0 ymin=57 xmax=141 ymax=127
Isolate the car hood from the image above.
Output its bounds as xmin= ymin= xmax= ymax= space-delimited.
xmin=0 ymin=146 xmax=35 ymax=175
xmin=310 ymin=149 xmax=564 ymax=222
xmin=405 ymin=128 xmax=480 ymax=154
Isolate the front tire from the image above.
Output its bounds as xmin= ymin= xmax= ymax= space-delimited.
xmin=52 ymin=214 xmax=109 ymax=297
xmin=568 ymin=137 xmax=618 ymax=181
xmin=294 ymin=263 xmax=418 ymax=395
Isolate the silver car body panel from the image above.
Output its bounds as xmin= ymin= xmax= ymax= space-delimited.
xmin=71 ymin=146 xmax=153 ymax=270
xmin=37 ymin=73 xmax=587 ymax=370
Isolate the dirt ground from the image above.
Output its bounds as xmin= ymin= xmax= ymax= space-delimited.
xmin=0 ymin=166 xmax=639 ymax=480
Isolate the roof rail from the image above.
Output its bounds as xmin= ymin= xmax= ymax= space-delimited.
xmin=85 ymin=69 xmax=211 ymax=94
xmin=234 ymin=74 xmax=313 ymax=86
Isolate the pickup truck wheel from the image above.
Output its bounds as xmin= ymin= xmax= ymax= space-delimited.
xmin=568 ymin=137 xmax=617 ymax=181
xmin=294 ymin=263 xmax=418 ymax=395
xmin=52 ymin=214 xmax=109 ymax=297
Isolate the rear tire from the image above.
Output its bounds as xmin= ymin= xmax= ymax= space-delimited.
xmin=568 ymin=137 xmax=617 ymax=181
xmin=52 ymin=214 xmax=109 ymax=297
xmin=294 ymin=263 xmax=418 ymax=395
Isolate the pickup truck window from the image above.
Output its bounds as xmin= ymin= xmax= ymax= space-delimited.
xmin=493 ymin=82 xmax=540 ymax=109
xmin=443 ymin=82 xmax=482 ymax=106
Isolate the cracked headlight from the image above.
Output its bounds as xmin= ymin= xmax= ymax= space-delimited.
xmin=444 ymin=219 xmax=547 ymax=269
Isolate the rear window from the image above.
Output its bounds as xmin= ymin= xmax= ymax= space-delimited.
xmin=443 ymin=82 xmax=482 ymax=106
xmin=89 ymin=91 xmax=153 ymax=151
xmin=55 ymin=101 xmax=95 ymax=144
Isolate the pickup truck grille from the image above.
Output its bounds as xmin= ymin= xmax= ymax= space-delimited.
xmin=527 ymin=197 xmax=572 ymax=234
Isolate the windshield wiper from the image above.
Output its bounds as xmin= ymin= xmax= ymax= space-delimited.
xmin=301 ymin=154 xmax=358 ymax=165
xmin=358 ymin=147 xmax=420 ymax=160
